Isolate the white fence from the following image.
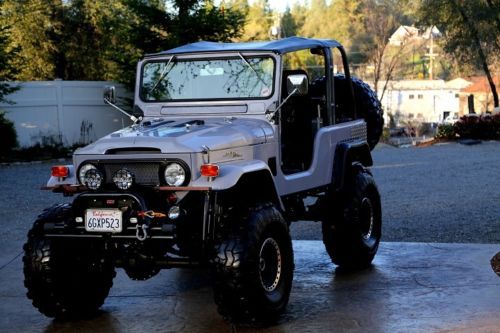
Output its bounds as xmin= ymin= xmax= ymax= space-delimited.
xmin=0 ymin=80 xmax=132 ymax=147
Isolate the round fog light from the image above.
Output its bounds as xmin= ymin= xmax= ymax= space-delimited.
xmin=113 ymin=169 xmax=134 ymax=190
xmin=168 ymin=206 xmax=180 ymax=220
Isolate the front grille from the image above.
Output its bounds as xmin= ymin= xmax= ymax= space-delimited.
xmin=103 ymin=163 xmax=161 ymax=186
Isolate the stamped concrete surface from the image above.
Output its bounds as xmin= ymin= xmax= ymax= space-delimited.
xmin=0 ymin=241 xmax=498 ymax=333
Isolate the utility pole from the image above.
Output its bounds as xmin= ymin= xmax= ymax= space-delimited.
xmin=425 ymin=26 xmax=439 ymax=80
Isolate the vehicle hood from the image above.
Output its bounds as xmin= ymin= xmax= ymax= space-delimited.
xmin=75 ymin=118 xmax=274 ymax=155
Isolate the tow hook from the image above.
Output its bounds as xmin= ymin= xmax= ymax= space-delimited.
xmin=135 ymin=210 xmax=166 ymax=241
xmin=136 ymin=224 xmax=149 ymax=241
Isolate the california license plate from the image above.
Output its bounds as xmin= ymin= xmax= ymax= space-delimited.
xmin=85 ymin=209 xmax=122 ymax=233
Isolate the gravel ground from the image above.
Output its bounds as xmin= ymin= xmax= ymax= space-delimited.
xmin=291 ymin=141 xmax=500 ymax=243
xmin=0 ymin=141 xmax=499 ymax=254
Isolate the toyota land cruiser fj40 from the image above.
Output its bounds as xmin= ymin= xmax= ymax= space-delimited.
xmin=23 ymin=37 xmax=383 ymax=323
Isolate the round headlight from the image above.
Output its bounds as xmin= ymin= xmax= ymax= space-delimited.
xmin=82 ymin=168 xmax=103 ymax=190
xmin=113 ymin=169 xmax=134 ymax=190
xmin=164 ymin=163 xmax=186 ymax=186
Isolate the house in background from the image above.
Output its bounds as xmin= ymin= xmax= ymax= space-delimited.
xmin=375 ymin=79 xmax=472 ymax=125
xmin=388 ymin=25 xmax=441 ymax=46
xmin=459 ymin=76 xmax=500 ymax=115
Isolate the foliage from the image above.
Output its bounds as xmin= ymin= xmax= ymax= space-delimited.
xmin=436 ymin=114 xmax=500 ymax=141
xmin=233 ymin=0 xmax=273 ymax=41
xmin=454 ymin=114 xmax=500 ymax=140
xmin=0 ymin=111 xmax=18 ymax=156
xmin=0 ymin=0 xmax=245 ymax=88
xmin=0 ymin=0 xmax=62 ymax=80
xmin=0 ymin=24 xmax=19 ymax=104
xmin=435 ymin=123 xmax=456 ymax=140
xmin=418 ymin=0 xmax=499 ymax=107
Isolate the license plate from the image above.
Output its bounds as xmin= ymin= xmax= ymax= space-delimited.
xmin=85 ymin=209 xmax=122 ymax=233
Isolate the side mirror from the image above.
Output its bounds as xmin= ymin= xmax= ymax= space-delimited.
xmin=286 ymin=74 xmax=308 ymax=96
xmin=103 ymin=85 xmax=116 ymax=104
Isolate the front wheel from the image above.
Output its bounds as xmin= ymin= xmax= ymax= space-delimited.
xmin=213 ymin=203 xmax=294 ymax=323
xmin=322 ymin=167 xmax=382 ymax=269
xmin=23 ymin=204 xmax=115 ymax=319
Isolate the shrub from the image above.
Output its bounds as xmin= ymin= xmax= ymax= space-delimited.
xmin=454 ymin=114 xmax=500 ymax=140
xmin=436 ymin=123 xmax=456 ymax=140
xmin=0 ymin=111 xmax=18 ymax=156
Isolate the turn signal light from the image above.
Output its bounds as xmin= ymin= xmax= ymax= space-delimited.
xmin=51 ymin=166 xmax=69 ymax=178
xmin=200 ymin=164 xmax=219 ymax=177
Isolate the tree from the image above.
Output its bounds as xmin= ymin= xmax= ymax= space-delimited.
xmin=359 ymin=0 xmax=411 ymax=99
xmin=299 ymin=0 xmax=330 ymax=38
xmin=418 ymin=0 xmax=499 ymax=108
xmin=0 ymin=12 xmax=19 ymax=151
xmin=238 ymin=0 xmax=273 ymax=41
xmin=280 ymin=6 xmax=298 ymax=38
xmin=0 ymin=25 xmax=18 ymax=103
xmin=0 ymin=0 xmax=245 ymax=89
xmin=0 ymin=0 xmax=62 ymax=80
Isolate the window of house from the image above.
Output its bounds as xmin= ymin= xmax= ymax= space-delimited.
xmin=418 ymin=94 xmax=423 ymax=99
xmin=409 ymin=94 xmax=414 ymax=99
xmin=455 ymin=93 xmax=459 ymax=98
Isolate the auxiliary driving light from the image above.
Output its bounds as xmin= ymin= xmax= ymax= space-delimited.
xmin=83 ymin=168 xmax=103 ymax=190
xmin=168 ymin=206 xmax=180 ymax=220
xmin=113 ymin=169 xmax=134 ymax=190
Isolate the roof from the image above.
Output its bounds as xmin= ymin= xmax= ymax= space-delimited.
xmin=445 ymin=78 xmax=472 ymax=90
xmin=372 ymin=80 xmax=447 ymax=91
xmin=151 ymin=37 xmax=342 ymax=56
xmin=461 ymin=76 xmax=500 ymax=93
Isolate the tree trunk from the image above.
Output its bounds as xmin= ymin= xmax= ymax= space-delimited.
xmin=452 ymin=0 xmax=499 ymax=108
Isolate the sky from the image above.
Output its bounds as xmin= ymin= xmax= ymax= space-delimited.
xmin=261 ymin=0 xmax=301 ymax=12
xmin=216 ymin=0 xmax=305 ymax=12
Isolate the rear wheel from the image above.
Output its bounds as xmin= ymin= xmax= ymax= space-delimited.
xmin=322 ymin=166 xmax=382 ymax=269
xmin=23 ymin=204 xmax=115 ymax=319
xmin=212 ymin=203 xmax=294 ymax=323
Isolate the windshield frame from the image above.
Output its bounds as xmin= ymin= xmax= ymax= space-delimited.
xmin=138 ymin=53 xmax=277 ymax=103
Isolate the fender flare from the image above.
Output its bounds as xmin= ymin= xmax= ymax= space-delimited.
xmin=190 ymin=160 xmax=283 ymax=210
xmin=333 ymin=141 xmax=373 ymax=191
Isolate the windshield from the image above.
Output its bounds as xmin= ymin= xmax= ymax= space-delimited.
xmin=140 ymin=56 xmax=275 ymax=101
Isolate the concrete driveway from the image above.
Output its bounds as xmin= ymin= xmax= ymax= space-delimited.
xmin=1 ymin=241 xmax=498 ymax=333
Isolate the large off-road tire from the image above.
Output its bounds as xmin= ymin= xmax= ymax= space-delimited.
xmin=23 ymin=204 xmax=115 ymax=319
xmin=212 ymin=203 xmax=294 ymax=323
xmin=322 ymin=166 xmax=382 ymax=269
xmin=335 ymin=74 xmax=384 ymax=150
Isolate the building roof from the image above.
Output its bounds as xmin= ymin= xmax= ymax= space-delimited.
xmin=374 ymin=80 xmax=447 ymax=91
xmin=149 ymin=37 xmax=342 ymax=56
xmin=461 ymin=76 xmax=500 ymax=93
xmin=445 ymin=78 xmax=472 ymax=90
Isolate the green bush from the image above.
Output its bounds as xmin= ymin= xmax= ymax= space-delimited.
xmin=435 ymin=123 xmax=456 ymax=140
xmin=0 ymin=111 xmax=18 ymax=157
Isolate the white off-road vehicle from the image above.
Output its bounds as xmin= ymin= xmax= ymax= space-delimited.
xmin=23 ymin=37 xmax=383 ymax=323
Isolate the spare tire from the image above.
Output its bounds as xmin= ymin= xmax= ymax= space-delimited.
xmin=334 ymin=74 xmax=384 ymax=150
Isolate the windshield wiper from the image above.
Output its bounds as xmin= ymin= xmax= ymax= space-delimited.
xmin=237 ymin=52 xmax=268 ymax=88
xmin=148 ymin=55 xmax=176 ymax=95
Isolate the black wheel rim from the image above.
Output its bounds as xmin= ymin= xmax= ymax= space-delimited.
xmin=360 ymin=197 xmax=374 ymax=241
xmin=259 ymin=237 xmax=282 ymax=292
